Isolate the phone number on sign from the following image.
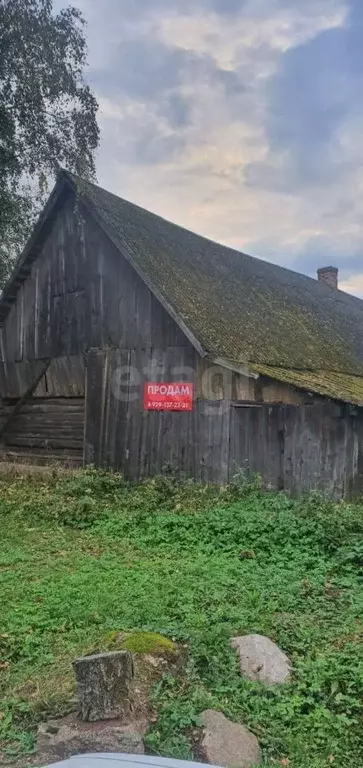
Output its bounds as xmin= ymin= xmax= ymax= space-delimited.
xmin=146 ymin=401 xmax=192 ymax=410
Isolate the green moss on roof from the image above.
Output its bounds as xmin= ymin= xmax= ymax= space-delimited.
xmin=251 ymin=364 xmax=363 ymax=405
xmin=3 ymin=170 xmax=363 ymax=387
xmin=72 ymin=173 xmax=363 ymax=376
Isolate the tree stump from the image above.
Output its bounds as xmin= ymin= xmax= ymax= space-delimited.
xmin=73 ymin=651 xmax=134 ymax=722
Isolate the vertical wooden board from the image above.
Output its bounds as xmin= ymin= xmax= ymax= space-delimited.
xmin=102 ymin=258 xmax=123 ymax=349
xmin=283 ymin=406 xmax=312 ymax=495
xmin=282 ymin=406 xmax=297 ymax=494
xmin=195 ymin=400 xmax=230 ymax=484
xmin=64 ymin=205 xmax=87 ymax=294
xmin=146 ymin=409 xmax=195 ymax=479
xmin=121 ymin=265 xmax=138 ymax=351
xmin=38 ymin=267 xmax=51 ymax=358
xmin=101 ymin=348 xmax=131 ymax=470
xmin=347 ymin=412 xmax=363 ymax=498
xmin=316 ymin=405 xmax=346 ymax=498
xmin=44 ymin=355 xmax=86 ymax=397
xmin=84 ymin=349 xmax=106 ymax=465
xmin=263 ymin=407 xmax=284 ymax=490
xmin=135 ymin=279 xmax=152 ymax=350
xmin=0 ymin=328 xmax=5 ymax=363
xmin=229 ymin=407 xmax=250 ymax=479
xmin=64 ymin=207 xmax=76 ymax=293
xmin=0 ymin=361 xmax=50 ymax=398
xmin=65 ymin=291 xmax=87 ymax=356
xmin=249 ymin=407 xmax=265 ymax=477
xmin=160 ymin=346 xmax=196 ymax=478
xmin=50 ymin=211 xmax=65 ymax=297
xmin=231 ymin=407 xmax=266 ymax=481
xmin=150 ymin=295 xmax=190 ymax=348
xmin=22 ymin=275 xmax=36 ymax=360
xmin=123 ymin=346 xmax=198 ymax=480
xmin=51 ymin=295 xmax=64 ymax=358
xmin=170 ymin=408 xmax=195 ymax=478
xmin=342 ymin=413 xmax=355 ymax=498
xmin=122 ymin=347 xmax=146 ymax=479
xmin=291 ymin=405 xmax=335 ymax=497
xmin=17 ymin=287 xmax=25 ymax=362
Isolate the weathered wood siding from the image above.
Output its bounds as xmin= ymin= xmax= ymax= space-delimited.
xmin=230 ymin=404 xmax=362 ymax=498
xmin=1 ymin=397 xmax=85 ymax=464
xmin=196 ymin=359 xmax=313 ymax=404
xmin=0 ymin=196 xmax=189 ymax=364
xmin=83 ymin=348 xmax=363 ymax=498
xmin=0 ymin=356 xmax=85 ymax=398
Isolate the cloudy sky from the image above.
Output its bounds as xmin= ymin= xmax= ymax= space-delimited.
xmin=66 ymin=0 xmax=362 ymax=294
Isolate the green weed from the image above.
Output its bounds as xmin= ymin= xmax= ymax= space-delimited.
xmin=0 ymin=471 xmax=363 ymax=766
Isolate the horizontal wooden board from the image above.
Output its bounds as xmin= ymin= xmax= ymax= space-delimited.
xmin=3 ymin=395 xmax=85 ymax=463
xmin=6 ymin=436 xmax=84 ymax=450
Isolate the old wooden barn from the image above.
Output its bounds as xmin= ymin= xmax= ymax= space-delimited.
xmin=1 ymin=170 xmax=363 ymax=497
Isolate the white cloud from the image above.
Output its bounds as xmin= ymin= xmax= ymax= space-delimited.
xmin=158 ymin=0 xmax=346 ymax=68
xmin=60 ymin=0 xmax=363 ymax=297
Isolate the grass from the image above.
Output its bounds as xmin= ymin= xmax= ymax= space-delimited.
xmin=1 ymin=468 xmax=363 ymax=767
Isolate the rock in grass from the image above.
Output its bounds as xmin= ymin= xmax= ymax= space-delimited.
xmin=73 ymin=650 xmax=134 ymax=722
xmin=231 ymin=634 xmax=291 ymax=684
xmin=200 ymin=710 xmax=261 ymax=767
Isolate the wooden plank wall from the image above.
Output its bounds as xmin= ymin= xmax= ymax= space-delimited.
xmin=0 ymin=356 xmax=85 ymax=398
xmin=230 ymin=404 xmax=361 ymax=499
xmin=0 ymin=355 xmax=86 ymax=464
xmin=85 ymin=347 xmax=230 ymax=484
xmin=2 ymin=397 xmax=85 ymax=464
xmin=0 ymin=197 xmax=189 ymax=364
xmin=84 ymin=349 xmax=363 ymax=497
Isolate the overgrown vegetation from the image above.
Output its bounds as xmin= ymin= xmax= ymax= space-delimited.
xmin=1 ymin=468 xmax=363 ymax=766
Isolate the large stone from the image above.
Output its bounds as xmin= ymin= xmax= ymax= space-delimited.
xmin=231 ymin=634 xmax=291 ymax=684
xmin=200 ymin=710 xmax=261 ymax=768
xmin=73 ymin=651 xmax=134 ymax=722
xmin=36 ymin=716 xmax=146 ymax=762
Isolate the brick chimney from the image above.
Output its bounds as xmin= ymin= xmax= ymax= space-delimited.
xmin=317 ymin=266 xmax=338 ymax=289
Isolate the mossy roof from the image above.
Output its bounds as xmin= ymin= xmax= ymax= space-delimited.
xmin=250 ymin=365 xmax=363 ymax=406
xmin=2 ymin=171 xmax=363 ymax=405
xmin=72 ymin=174 xmax=363 ymax=377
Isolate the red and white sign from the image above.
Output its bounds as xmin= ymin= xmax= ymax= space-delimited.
xmin=144 ymin=382 xmax=193 ymax=411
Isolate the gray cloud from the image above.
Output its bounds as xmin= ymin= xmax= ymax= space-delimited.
xmin=245 ymin=0 xmax=363 ymax=193
xmin=163 ymin=93 xmax=191 ymax=128
xmin=129 ymin=128 xmax=185 ymax=165
xmin=74 ymin=0 xmax=363 ymax=294
xmin=93 ymin=38 xmax=187 ymax=101
xmin=93 ymin=32 xmax=249 ymax=131
xmin=205 ymin=0 xmax=247 ymax=13
xmin=88 ymin=0 xmax=248 ymax=19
